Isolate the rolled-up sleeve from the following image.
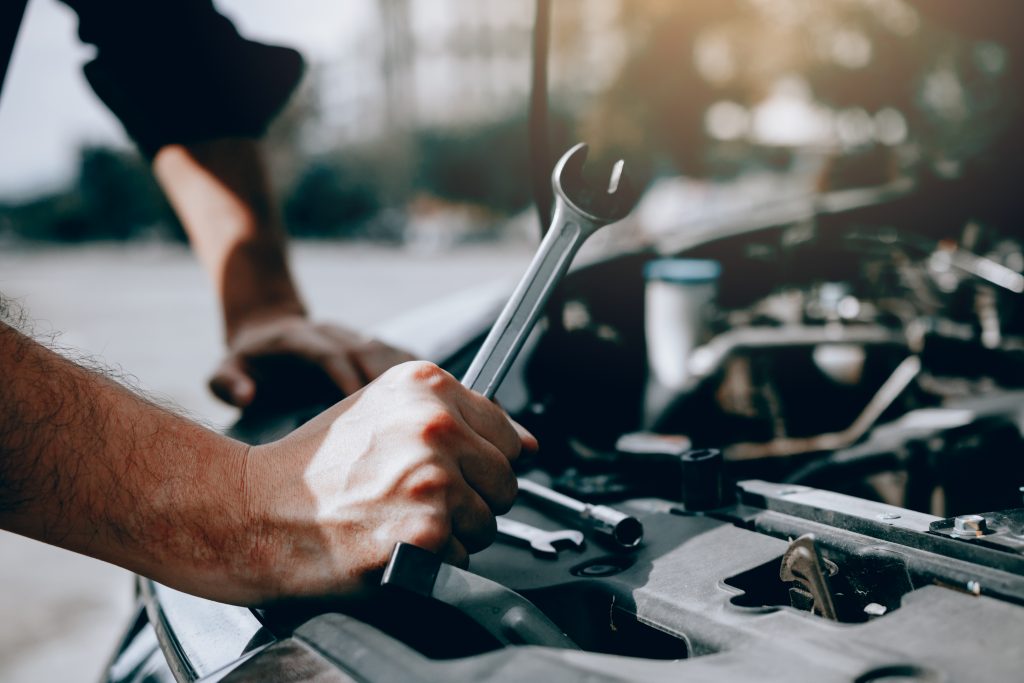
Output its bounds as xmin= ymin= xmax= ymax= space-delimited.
xmin=62 ymin=0 xmax=304 ymax=158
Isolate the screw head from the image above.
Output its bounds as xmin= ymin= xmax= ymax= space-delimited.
xmin=877 ymin=512 xmax=901 ymax=521
xmin=952 ymin=514 xmax=988 ymax=538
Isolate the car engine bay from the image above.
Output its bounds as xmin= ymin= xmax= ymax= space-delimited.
xmin=100 ymin=1 xmax=1024 ymax=677
xmin=104 ymin=173 xmax=1024 ymax=683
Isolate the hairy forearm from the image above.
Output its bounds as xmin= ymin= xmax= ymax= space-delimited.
xmin=0 ymin=322 xmax=257 ymax=600
xmin=152 ymin=138 xmax=306 ymax=341
xmin=0 ymin=307 xmax=531 ymax=604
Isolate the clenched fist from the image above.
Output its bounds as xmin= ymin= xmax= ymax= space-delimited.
xmin=239 ymin=361 xmax=537 ymax=602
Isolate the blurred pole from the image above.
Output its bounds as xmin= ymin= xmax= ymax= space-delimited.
xmin=377 ymin=0 xmax=415 ymax=205
xmin=379 ymin=0 xmax=413 ymax=133
xmin=0 ymin=0 xmax=29 ymax=95
xmin=529 ymin=0 xmax=553 ymax=236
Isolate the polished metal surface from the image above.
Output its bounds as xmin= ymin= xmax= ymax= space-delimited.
xmin=495 ymin=516 xmax=585 ymax=558
xmin=461 ymin=142 xmax=635 ymax=399
xmin=516 ymin=478 xmax=643 ymax=550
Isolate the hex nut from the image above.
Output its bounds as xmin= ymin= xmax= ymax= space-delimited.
xmin=951 ymin=514 xmax=988 ymax=538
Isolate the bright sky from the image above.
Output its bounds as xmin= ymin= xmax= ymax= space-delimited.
xmin=0 ymin=0 xmax=375 ymax=201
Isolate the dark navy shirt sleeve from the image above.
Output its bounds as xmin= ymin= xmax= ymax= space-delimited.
xmin=60 ymin=0 xmax=304 ymax=158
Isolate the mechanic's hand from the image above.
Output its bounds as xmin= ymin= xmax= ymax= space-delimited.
xmin=243 ymin=361 xmax=538 ymax=602
xmin=209 ymin=314 xmax=415 ymax=408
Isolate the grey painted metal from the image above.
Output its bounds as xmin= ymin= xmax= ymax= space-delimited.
xmin=139 ymin=580 xmax=264 ymax=682
xmin=739 ymin=480 xmax=1024 ymax=581
xmin=495 ymin=516 xmax=585 ymax=558
xmin=381 ymin=542 xmax=578 ymax=650
xmin=119 ymin=479 xmax=1024 ymax=683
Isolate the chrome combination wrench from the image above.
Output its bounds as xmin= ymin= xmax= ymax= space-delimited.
xmin=495 ymin=517 xmax=585 ymax=559
xmin=461 ymin=142 xmax=635 ymax=399
xmin=461 ymin=142 xmax=644 ymax=551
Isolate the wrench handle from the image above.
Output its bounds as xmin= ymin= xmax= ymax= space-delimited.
xmin=496 ymin=516 xmax=547 ymax=540
xmin=461 ymin=202 xmax=594 ymax=399
xmin=517 ymin=477 xmax=585 ymax=513
xmin=517 ymin=478 xmax=643 ymax=549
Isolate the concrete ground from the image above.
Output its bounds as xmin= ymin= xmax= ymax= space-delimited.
xmin=0 ymin=241 xmax=528 ymax=682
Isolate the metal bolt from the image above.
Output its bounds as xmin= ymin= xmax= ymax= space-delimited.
xmin=952 ymin=514 xmax=988 ymax=538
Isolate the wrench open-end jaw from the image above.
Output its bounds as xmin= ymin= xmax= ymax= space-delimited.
xmin=552 ymin=142 xmax=636 ymax=226
xmin=495 ymin=516 xmax=585 ymax=559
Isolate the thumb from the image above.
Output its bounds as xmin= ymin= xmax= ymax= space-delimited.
xmin=209 ymin=357 xmax=257 ymax=408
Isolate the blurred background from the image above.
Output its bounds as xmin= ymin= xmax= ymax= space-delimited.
xmin=0 ymin=0 xmax=1019 ymax=680
xmin=3 ymin=0 xmax=1019 ymax=247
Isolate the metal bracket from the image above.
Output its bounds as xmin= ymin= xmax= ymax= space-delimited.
xmin=381 ymin=543 xmax=579 ymax=650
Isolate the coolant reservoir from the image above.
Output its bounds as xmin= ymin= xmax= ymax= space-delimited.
xmin=643 ymin=258 xmax=721 ymax=389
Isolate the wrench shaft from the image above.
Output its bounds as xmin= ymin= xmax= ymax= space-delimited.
xmin=462 ymin=208 xmax=590 ymax=399
xmin=517 ymin=478 xmax=585 ymax=514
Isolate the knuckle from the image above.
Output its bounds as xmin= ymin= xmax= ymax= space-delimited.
xmin=409 ymin=361 xmax=452 ymax=388
xmin=407 ymin=359 xmax=438 ymax=377
xmin=311 ymin=346 xmax=337 ymax=364
xmin=387 ymin=361 xmax=455 ymax=394
xmin=403 ymin=514 xmax=450 ymax=551
xmin=266 ymin=327 xmax=291 ymax=346
xmin=405 ymin=463 xmax=456 ymax=499
xmin=419 ymin=410 xmax=461 ymax=445
xmin=381 ymin=359 xmax=416 ymax=380
xmin=362 ymin=338 xmax=388 ymax=353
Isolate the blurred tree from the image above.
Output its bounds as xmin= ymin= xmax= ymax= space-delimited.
xmin=3 ymin=146 xmax=179 ymax=242
xmin=283 ymin=152 xmax=383 ymax=239
xmin=76 ymin=147 xmax=177 ymax=240
xmin=414 ymin=113 xmax=570 ymax=215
